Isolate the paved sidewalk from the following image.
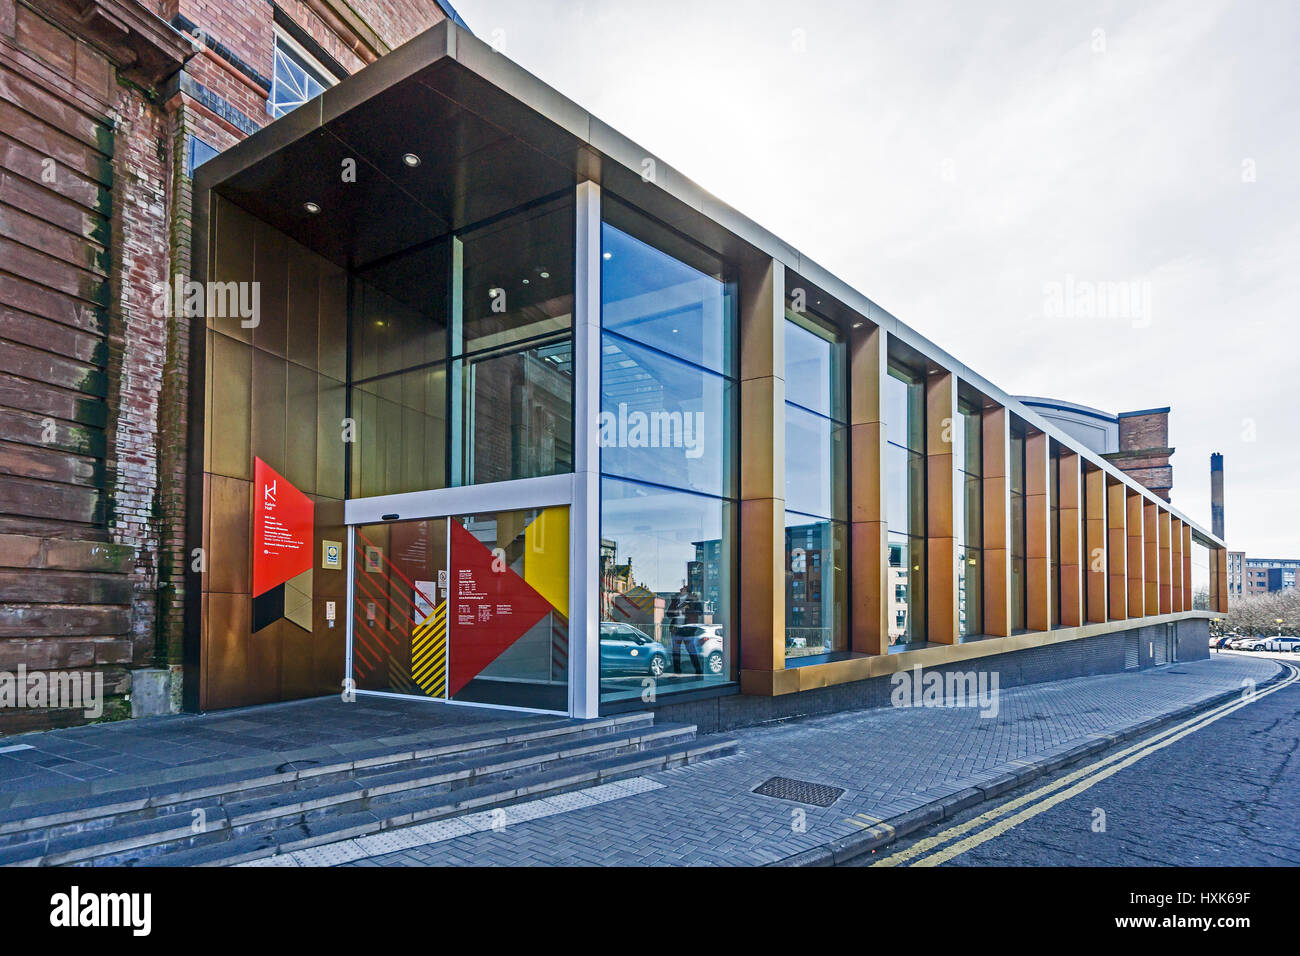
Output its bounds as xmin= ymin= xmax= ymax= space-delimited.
xmin=313 ymin=656 xmax=1281 ymax=866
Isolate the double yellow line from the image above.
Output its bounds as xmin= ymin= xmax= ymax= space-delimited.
xmin=870 ymin=662 xmax=1299 ymax=867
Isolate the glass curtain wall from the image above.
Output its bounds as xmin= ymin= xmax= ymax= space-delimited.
xmin=598 ymin=199 xmax=736 ymax=703
xmin=783 ymin=306 xmax=847 ymax=661
xmin=955 ymin=401 xmax=983 ymax=637
xmin=348 ymin=197 xmax=575 ymax=499
xmin=1009 ymin=430 xmax=1027 ymax=631
xmin=886 ymin=365 xmax=926 ymax=645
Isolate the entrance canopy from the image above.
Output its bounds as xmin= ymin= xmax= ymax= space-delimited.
xmin=194 ymin=20 xmax=754 ymax=276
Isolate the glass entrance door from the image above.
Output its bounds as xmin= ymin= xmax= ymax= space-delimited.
xmin=349 ymin=506 xmax=570 ymax=712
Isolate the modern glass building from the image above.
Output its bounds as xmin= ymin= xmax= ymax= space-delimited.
xmin=187 ymin=20 xmax=1229 ymax=721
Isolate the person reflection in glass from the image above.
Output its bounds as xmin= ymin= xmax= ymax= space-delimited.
xmin=669 ymin=585 xmax=705 ymax=674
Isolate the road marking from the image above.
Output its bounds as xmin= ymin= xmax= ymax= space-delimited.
xmin=873 ymin=662 xmax=1299 ymax=867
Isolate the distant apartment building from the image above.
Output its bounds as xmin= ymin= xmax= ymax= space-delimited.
xmin=1227 ymin=553 xmax=1300 ymax=602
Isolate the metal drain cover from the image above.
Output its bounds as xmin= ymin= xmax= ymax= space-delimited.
xmin=752 ymin=776 xmax=845 ymax=807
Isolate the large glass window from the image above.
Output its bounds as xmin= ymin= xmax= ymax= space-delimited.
xmin=1009 ymin=431 xmax=1027 ymax=631
xmin=348 ymin=198 xmax=574 ymax=498
xmin=886 ymin=365 xmax=926 ymax=645
xmin=783 ymin=310 xmax=847 ymax=661
xmin=955 ymin=401 xmax=983 ymax=637
xmin=1192 ymin=541 xmax=1212 ymax=610
xmin=598 ymin=202 xmax=736 ymax=702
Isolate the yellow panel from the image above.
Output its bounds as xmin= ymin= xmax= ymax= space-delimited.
xmin=524 ymin=506 xmax=569 ymax=618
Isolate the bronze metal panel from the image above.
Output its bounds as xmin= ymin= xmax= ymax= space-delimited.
xmin=316 ymin=377 xmax=347 ymax=500
xmin=739 ymin=497 xmax=783 ymax=673
xmin=211 ymin=197 xmax=256 ymax=344
xmin=207 ymin=475 xmax=251 ymax=594
xmin=1025 ymin=432 xmax=1050 ymax=630
xmin=286 ymin=239 xmax=320 ymax=371
xmin=245 ymin=616 xmax=284 ymax=705
xmin=1059 ymin=452 xmax=1083 ymax=628
xmin=848 ymin=322 xmax=886 ymax=653
xmin=984 ymin=547 xmax=1010 ymax=637
xmin=284 ymin=363 xmax=319 ymax=495
xmin=1127 ymin=491 xmax=1145 ymax=618
xmin=318 ymin=261 xmax=349 ymax=382
xmin=1159 ymin=509 xmax=1173 ymax=615
xmin=208 ymin=331 xmax=252 ymax=481
xmin=1084 ymin=468 xmax=1107 ymax=623
xmin=250 ymin=348 xmax=287 ymax=472
xmin=1182 ymin=524 xmax=1193 ymax=609
xmin=1170 ymin=518 xmax=1184 ymax=613
xmin=1107 ymin=480 xmax=1127 ymax=620
xmin=252 ymin=219 xmax=289 ymax=358
xmin=204 ymin=591 xmax=251 ymax=710
xmin=1144 ymin=502 xmax=1160 ymax=616
xmin=924 ymin=370 xmax=957 ymax=643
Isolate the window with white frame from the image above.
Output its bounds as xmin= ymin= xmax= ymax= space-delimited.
xmin=268 ymin=28 xmax=333 ymax=118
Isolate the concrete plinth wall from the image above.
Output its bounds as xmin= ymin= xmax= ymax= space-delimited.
xmin=645 ymin=617 xmax=1212 ymax=735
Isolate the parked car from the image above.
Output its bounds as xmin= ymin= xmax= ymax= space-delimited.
xmin=670 ymin=623 xmax=726 ymax=676
xmin=599 ymin=622 xmax=668 ymax=677
xmin=1211 ymin=635 xmax=1234 ymax=649
xmin=1232 ymin=637 xmax=1270 ymax=651
xmin=1260 ymin=636 xmax=1300 ymax=653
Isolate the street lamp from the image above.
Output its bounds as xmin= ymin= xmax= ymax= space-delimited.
xmin=1277 ymin=618 xmax=1285 ymax=638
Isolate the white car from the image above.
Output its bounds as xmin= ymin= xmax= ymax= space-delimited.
xmin=1260 ymin=636 xmax=1300 ymax=652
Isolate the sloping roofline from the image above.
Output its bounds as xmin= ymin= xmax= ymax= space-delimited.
xmin=193 ymin=18 xmax=1224 ymax=548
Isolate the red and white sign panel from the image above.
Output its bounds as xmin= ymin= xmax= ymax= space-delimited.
xmin=252 ymin=457 xmax=314 ymax=597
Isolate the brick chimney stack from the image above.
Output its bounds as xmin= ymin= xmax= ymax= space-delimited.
xmin=1103 ymin=407 xmax=1174 ymax=502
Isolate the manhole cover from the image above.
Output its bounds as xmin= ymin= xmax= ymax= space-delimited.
xmin=752 ymin=776 xmax=845 ymax=807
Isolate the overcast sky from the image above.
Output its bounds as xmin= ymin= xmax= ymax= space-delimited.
xmin=451 ymin=0 xmax=1300 ymax=557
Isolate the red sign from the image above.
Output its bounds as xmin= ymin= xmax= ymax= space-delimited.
xmin=447 ymin=520 xmax=553 ymax=696
xmin=252 ymin=457 xmax=313 ymax=597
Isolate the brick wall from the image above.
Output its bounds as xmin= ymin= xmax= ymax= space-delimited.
xmin=0 ymin=0 xmax=448 ymax=733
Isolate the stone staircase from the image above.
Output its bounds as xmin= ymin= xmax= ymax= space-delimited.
xmin=0 ymin=712 xmax=734 ymax=867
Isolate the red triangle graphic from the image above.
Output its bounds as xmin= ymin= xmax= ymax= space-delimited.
xmin=447 ymin=519 xmax=554 ymax=696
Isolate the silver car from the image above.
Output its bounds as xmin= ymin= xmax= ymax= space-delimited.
xmin=670 ymin=624 xmax=726 ymax=676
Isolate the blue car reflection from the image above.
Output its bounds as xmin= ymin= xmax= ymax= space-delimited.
xmin=599 ymin=622 xmax=668 ymax=677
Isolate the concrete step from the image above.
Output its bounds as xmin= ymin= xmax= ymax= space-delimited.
xmin=142 ymin=735 xmax=739 ymax=867
xmin=2 ymin=713 xmax=735 ymax=867
xmin=0 ymin=711 xmax=655 ymax=847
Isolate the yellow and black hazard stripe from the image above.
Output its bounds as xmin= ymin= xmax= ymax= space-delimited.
xmin=410 ymin=599 xmax=448 ymax=698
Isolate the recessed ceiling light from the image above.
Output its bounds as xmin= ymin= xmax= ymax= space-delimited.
xmin=603 ymin=252 xmax=612 ymax=260
xmin=402 ymin=153 xmax=421 ymax=167
xmin=539 ymin=271 xmax=550 ymax=279
xmin=522 ymin=278 xmax=530 ymax=285
xmin=303 ymin=201 xmax=320 ymax=214
xmin=852 ymin=321 xmax=863 ymax=328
